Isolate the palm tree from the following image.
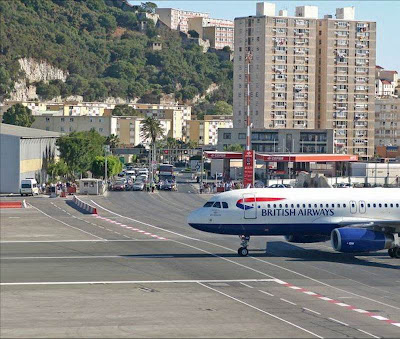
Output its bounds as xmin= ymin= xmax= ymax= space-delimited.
xmin=105 ymin=134 xmax=120 ymax=149
xmin=141 ymin=117 xmax=164 ymax=182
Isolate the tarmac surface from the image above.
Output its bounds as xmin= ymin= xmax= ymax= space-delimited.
xmin=1 ymin=183 xmax=399 ymax=338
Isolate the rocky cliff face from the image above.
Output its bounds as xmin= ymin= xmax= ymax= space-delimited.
xmin=9 ymin=58 xmax=69 ymax=101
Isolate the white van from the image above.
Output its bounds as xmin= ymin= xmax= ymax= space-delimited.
xmin=20 ymin=178 xmax=39 ymax=196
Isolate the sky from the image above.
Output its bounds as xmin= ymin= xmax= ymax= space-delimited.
xmin=130 ymin=1 xmax=400 ymax=71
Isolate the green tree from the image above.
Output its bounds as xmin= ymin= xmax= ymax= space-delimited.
xmin=2 ymin=104 xmax=35 ymax=127
xmin=141 ymin=116 xmax=163 ymax=145
xmin=91 ymin=156 xmax=123 ymax=178
xmin=105 ymin=134 xmax=120 ymax=148
xmin=224 ymin=144 xmax=244 ymax=152
xmin=188 ymin=30 xmax=199 ymax=38
xmin=47 ymin=159 xmax=69 ymax=179
xmin=140 ymin=2 xmax=157 ymax=13
xmin=112 ymin=104 xmax=142 ymax=117
xmin=0 ymin=66 xmax=14 ymax=99
xmin=214 ymin=101 xmax=233 ymax=115
xmin=36 ymin=82 xmax=61 ymax=100
xmin=56 ymin=130 xmax=105 ymax=177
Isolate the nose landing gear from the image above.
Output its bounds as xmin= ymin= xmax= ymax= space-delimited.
xmin=388 ymin=247 xmax=400 ymax=259
xmin=238 ymin=235 xmax=250 ymax=256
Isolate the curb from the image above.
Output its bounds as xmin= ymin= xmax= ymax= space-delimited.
xmin=72 ymin=195 xmax=97 ymax=214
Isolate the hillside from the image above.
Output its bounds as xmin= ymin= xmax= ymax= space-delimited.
xmin=0 ymin=0 xmax=233 ymax=106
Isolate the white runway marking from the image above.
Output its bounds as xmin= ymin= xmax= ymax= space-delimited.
xmin=240 ymin=282 xmax=254 ymax=288
xmin=280 ymin=298 xmax=297 ymax=306
xmin=329 ymin=318 xmax=349 ymax=326
xmin=1 ymin=255 xmax=175 ymax=260
xmin=258 ymin=290 xmax=274 ymax=297
xmin=357 ymin=329 xmax=380 ymax=338
xmin=198 ymin=282 xmax=323 ymax=338
xmin=303 ymin=308 xmax=321 ymax=316
xmin=28 ymin=203 xmax=104 ymax=240
xmin=1 ymin=278 xmax=278 ymax=286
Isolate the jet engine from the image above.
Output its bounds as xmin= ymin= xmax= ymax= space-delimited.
xmin=331 ymin=228 xmax=394 ymax=253
xmin=285 ymin=235 xmax=330 ymax=243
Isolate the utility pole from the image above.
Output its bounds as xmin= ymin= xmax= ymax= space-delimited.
xmin=103 ymin=145 xmax=110 ymax=190
xmin=200 ymin=146 xmax=204 ymax=193
xmin=245 ymin=51 xmax=253 ymax=151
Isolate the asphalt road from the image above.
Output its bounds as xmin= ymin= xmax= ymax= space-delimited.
xmin=1 ymin=187 xmax=399 ymax=338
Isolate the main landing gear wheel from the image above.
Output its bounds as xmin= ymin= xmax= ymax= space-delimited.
xmin=238 ymin=247 xmax=249 ymax=257
xmin=388 ymin=247 xmax=400 ymax=259
xmin=238 ymin=235 xmax=250 ymax=257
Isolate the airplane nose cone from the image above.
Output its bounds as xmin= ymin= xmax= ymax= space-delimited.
xmin=187 ymin=208 xmax=199 ymax=226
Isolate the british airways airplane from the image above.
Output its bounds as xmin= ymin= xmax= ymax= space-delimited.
xmin=187 ymin=188 xmax=400 ymax=258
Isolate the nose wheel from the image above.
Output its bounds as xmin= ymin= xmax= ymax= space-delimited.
xmin=388 ymin=247 xmax=400 ymax=259
xmin=238 ymin=236 xmax=250 ymax=257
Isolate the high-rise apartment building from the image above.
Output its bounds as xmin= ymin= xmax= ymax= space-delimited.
xmin=375 ymin=97 xmax=400 ymax=147
xmin=233 ymin=3 xmax=376 ymax=159
xmin=233 ymin=3 xmax=318 ymax=134
xmin=316 ymin=8 xmax=376 ymax=159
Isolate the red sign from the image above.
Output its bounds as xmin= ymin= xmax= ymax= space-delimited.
xmin=243 ymin=150 xmax=255 ymax=188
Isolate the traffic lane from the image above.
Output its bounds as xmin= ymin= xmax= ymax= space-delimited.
xmin=0 ymin=240 xmax=276 ymax=283
xmin=0 ymin=283 xmax=314 ymax=338
xmin=0 ymin=207 xmax=99 ymax=242
xmin=85 ymin=195 xmax=400 ymax=319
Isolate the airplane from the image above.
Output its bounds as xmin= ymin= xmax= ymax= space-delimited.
xmin=187 ymin=187 xmax=400 ymax=258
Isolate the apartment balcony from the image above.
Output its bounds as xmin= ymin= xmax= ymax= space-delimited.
xmin=355 ymin=132 xmax=367 ymax=137
xmin=294 ymin=77 xmax=308 ymax=82
xmin=274 ymin=48 xmax=287 ymax=54
xmin=294 ymin=111 xmax=306 ymax=117
xmin=335 ymin=32 xmax=349 ymax=38
xmin=353 ymin=139 xmax=368 ymax=145
xmin=274 ymin=122 xmax=286 ymax=127
xmin=294 ymin=94 xmax=308 ymax=100
xmin=354 ymin=122 xmax=368 ymax=128
xmin=293 ymin=122 xmax=307 ymax=128
xmin=356 ymin=50 xmax=369 ymax=56
xmin=274 ymin=115 xmax=286 ymax=119
xmin=356 ymin=43 xmax=368 ymax=49
xmin=334 ymin=112 xmax=347 ymax=119
xmin=335 ymin=130 xmax=346 ymax=136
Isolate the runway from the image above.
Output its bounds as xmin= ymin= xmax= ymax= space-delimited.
xmin=1 ymin=189 xmax=399 ymax=338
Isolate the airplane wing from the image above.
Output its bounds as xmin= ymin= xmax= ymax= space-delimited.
xmin=338 ymin=218 xmax=400 ymax=233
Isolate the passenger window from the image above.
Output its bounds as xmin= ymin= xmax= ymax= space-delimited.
xmin=291 ymin=204 xmax=294 ymax=208
xmin=297 ymin=204 xmax=300 ymax=208
xmin=213 ymin=202 xmax=221 ymax=208
xmin=204 ymin=202 xmax=214 ymax=207
xmin=279 ymin=204 xmax=282 ymax=208
xmin=379 ymin=203 xmax=382 ymax=208
xmin=326 ymin=204 xmax=329 ymax=208
xmin=314 ymin=204 xmax=317 ymax=208
xmin=337 ymin=204 xmax=340 ymax=208
xmin=351 ymin=203 xmax=355 ymax=208
xmin=222 ymin=202 xmax=229 ymax=209
xmin=267 ymin=204 xmax=271 ymax=208
xmin=397 ymin=204 xmax=399 ymax=208
xmin=384 ymin=203 xmax=387 ymax=208
xmin=390 ymin=204 xmax=393 ymax=208
xmin=343 ymin=204 xmax=346 ymax=208
xmin=308 ymin=204 xmax=312 ymax=208
xmin=332 ymin=204 xmax=335 ymax=208
xmin=303 ymin=204 xmax=306 ymax=208
xmin=285 ymin=204 xmax=288 ymax=208
xmin=273 ymin=204 xmax=276 ymax=208
xmin=320 ymin=204 xmax=323 ymax=208
xmin=373 ymin=203 xmax=376 ymax=208
xmin=367 ymin=203 xmax=370 ymax=208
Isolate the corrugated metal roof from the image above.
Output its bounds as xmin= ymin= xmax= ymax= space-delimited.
xmin=0 ymin=123 xmax=61 ymax=138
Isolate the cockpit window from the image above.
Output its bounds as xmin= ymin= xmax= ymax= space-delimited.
xmin=222 ymin=202 xmax=229 ymax=209
xmin=203 ymin=202 xmax=214 ymax=207
xmin=213 ymin=202 xmax=221 ymax=208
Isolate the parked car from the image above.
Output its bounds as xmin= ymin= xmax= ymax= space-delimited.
xmin=268 ymin=184 xmax=293 ymax=188
xmin=132 ymin=181 xmax=145 ymax=191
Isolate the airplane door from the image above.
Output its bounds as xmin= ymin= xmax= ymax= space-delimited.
xmin=359 ymin=200 xmax=366 ymax=214
xmin=243 ymin=193 xmax=257 ymax=219
xmin=350 ymin=200 xmax=357 ymax=214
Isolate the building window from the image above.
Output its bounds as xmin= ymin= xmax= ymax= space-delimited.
xmin=223 ymin=133 xmax=231 ymax=139
xmin=238 ymin=133 xmax=246 ymax=139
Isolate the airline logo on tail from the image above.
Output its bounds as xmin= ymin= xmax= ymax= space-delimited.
xmin=236 ymin=197 xmax=285 ymax=210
